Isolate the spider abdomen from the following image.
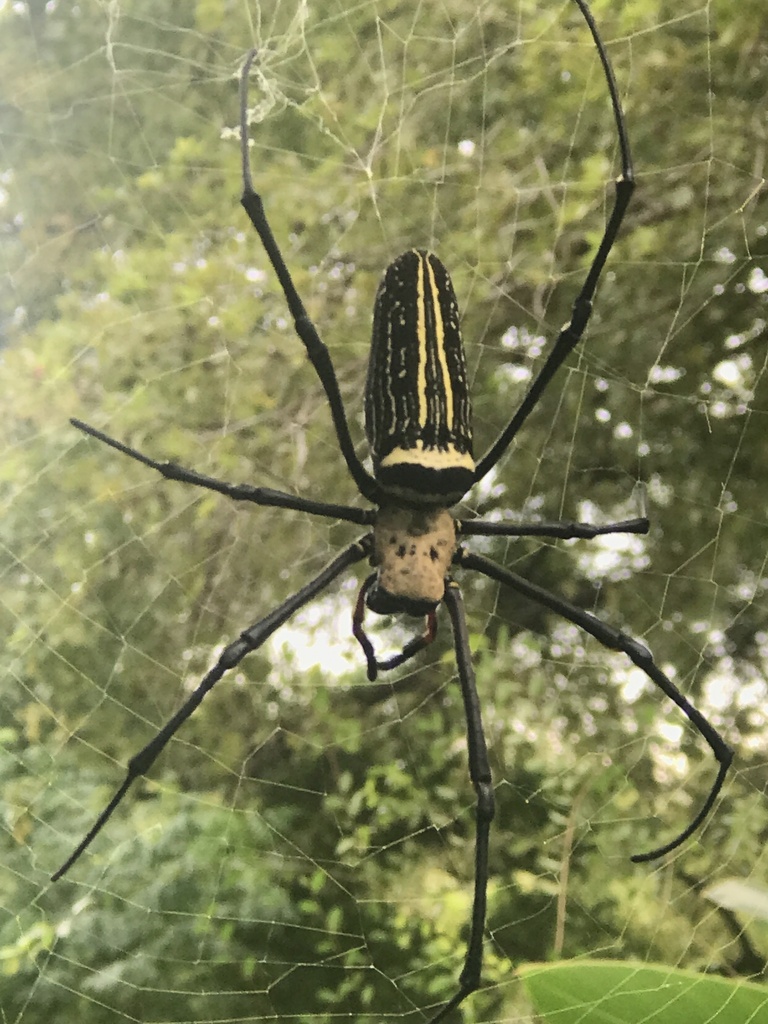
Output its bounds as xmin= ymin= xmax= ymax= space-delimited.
xmin=365 ymin=249 xmax=474 ymax=507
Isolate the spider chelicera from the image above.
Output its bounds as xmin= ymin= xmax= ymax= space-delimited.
xmin=53 ymin=4 xmax=733 ymax=1021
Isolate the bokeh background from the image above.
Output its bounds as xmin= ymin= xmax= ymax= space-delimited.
xmin=2 ymin=0 xmax=767 ymax=1020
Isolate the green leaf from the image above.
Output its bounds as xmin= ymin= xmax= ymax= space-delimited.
xmin=518 ymin=960 xmax=768 ymax=1024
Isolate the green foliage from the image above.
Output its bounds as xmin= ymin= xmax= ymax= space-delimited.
xmin=520 ymin=960 xmax=768 ymax=1023
xmin=1 ymin=0 xmax=766 ymax=1021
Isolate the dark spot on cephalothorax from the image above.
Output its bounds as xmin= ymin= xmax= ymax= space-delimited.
xmin=429 ymin=547 xmax=439 ymax=561
xmin=396 ymin=544 xmax=407 ymax=558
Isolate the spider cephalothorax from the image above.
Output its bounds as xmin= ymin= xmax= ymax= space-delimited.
xmin=352 ymin=504 xmax=458 ymax=681
xmin=53 ymin=7 xmax=733 ymax=1024
xmin=368 ymin=505 xmax=458 ymax=613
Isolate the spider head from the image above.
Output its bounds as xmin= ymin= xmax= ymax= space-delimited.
xmin=369 ymin=505 xmax=457 ymax=613
xmin=352 ymin=505 xmax=456 ymax=680
xmin=364 ymin=580 xmax=437 ymax=618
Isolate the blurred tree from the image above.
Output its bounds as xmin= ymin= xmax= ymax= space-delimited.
xmin=1 ymin=0 xmax=766 ymax=1021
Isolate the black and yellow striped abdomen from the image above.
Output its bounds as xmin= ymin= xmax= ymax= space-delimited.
xmin=365 ymin=249 xmax=475 ymax=506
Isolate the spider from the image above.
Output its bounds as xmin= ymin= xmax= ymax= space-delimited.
xmin=52 ymin=4 xmax=733 ymax=1021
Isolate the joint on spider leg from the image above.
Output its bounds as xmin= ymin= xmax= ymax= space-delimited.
xmin=616 ymin=172 xmax=636 ymax=197
xmin=294 ymin=314 xmax=324 ymax=350
xmin=476 ymin=778 xmax=496 ymax=825
xmin=618 ymin=630 xmax=652 ymax=664
xmin=459 ymin=962 xmax=483 ymax=995
xmin=221 ymin=636 xmax=251 ymax=671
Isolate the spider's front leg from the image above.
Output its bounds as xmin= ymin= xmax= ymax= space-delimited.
xmin=456 ymin=546 xmax=733 ymax=861
xmin=51 ymin=538 xmax=370 ymax=881
xmin=356 ymin=576 xmax=498 ymax=1021
xmin=348 ymin=516 xmax=495 ymax=1017
xmin=424 ymin=582 xmax=495 ymax=1023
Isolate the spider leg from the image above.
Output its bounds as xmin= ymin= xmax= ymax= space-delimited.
xmin=51 ymin=537 xmax=370 ymax=881
xmin=474 ymin=0 xmax=635 ymax=483
xmin=459 ymin=515 xmax=648 ymax=541
xmin=71 ymin=418 xmax=373 ymax=526
xmin=455 ymin=547 xmax=733 ymax=862
xmin=461 ymin=483 xmax=649 ymax=540
xmin=239 ymin=51 xmax=380 ymax=505
xmin=424 ymin=582 xmax=495 ymax=1023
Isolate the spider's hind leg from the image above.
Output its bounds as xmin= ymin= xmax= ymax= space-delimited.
xmin=238 ymin=51 xmax=380 ymax=504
